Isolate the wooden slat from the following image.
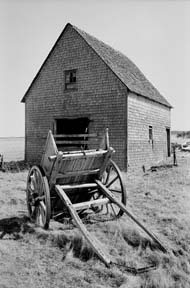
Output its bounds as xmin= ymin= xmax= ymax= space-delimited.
xmin=60 ymin=183 xmax=97 ymax=190
xmin=40 ymin=130 xmax=58 ymax=176
xmin=56 ymin=169 xmax=99 ymax=178
xmin=73 ymin=198 xmax=110 ymax=211
xmin=61 ymin=150 xmax=107 ymax=159
xmin=48 ymin=150 xmax=107 ymax=161
xmin=95 ymin=180 xmax=168 ymax=253
xmin=98 ymin=147 xmax=115 ymax=178
xmin=56 ymin=140 xmax=96 ymax=145
xmin=61 ymin=149 xmax=97 ymax=155
xmin=55 ymin=185 xmax=111 ymax=266
xmin=53 ymin=134 xmax=98 ymax=138
xmin=98 ymin=128 xmax=109 ymax=150
xmin=105 ymin=128 xmax=110 ymax=149
xmin=49 ymin=152 xmax=63 ymax=187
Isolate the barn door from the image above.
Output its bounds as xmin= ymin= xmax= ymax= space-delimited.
xmin=166 ymin=128 xmax=171 ymax=157
xmin=54 ymin=117 xmax=90 ymax=150
xmin=55 ymin=118 xmax=90 ymax=135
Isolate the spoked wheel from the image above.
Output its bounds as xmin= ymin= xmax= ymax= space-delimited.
xmin=92 ymin=160 xmax=127 ymax=218
xmin=26 ymin=165 xmax=51 ymax=229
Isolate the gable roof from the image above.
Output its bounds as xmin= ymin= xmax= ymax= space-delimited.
xmin=21 ymin=23 xmax=172 ymax=108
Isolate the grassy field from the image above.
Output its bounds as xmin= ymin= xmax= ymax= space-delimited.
xmin=0 ymin=152 xmax=190 ymax=287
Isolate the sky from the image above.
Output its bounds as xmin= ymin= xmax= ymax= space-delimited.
xmin=0 ymin=0 xmax=189 ymax=137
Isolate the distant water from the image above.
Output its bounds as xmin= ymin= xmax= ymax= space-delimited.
xmin=0 ymin=137 xmax=24 ymax=162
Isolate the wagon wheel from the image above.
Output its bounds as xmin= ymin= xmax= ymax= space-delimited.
xmin=93 ymin=159 xmax=127 ymax=218
xmin=26 ymin=165 xmax=51 ymax=229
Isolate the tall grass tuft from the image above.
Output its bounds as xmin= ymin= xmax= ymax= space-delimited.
xmin=71 ymin=233 xmax=95 ymax=261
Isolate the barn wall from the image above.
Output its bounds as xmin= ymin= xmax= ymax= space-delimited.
xmin=127 ymin=92 xmax=171 ymax=171
xmin=25 ymin=25 xmax=127 ymax=169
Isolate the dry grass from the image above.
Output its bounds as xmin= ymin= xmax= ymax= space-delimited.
xmin=0 ymin=152 xmax=190 ymax=287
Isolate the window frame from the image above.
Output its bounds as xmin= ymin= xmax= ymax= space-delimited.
xmin=64 ymin=69 xmax=77 ymax=91
xmin=149 ymin=125 xmax=153 ymax=142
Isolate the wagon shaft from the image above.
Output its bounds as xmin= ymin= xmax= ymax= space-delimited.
xmin=55 ymin=184 xmax=111 ymax=267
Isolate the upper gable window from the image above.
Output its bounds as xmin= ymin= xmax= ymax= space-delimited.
xmin=65 ymin=69 xmax=77 ymax=90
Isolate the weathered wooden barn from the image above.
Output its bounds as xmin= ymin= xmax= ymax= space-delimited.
xmin=21 ymin=23 xmax=172 ymax=171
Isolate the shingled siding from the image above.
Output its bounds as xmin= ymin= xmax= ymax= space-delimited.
xmin=25 ymin=25 xmax=127 ymax=169
xmin=127 ymin=92 xmax=171 ymax=171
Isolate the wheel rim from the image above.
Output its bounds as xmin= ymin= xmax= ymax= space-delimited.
xmin=26 ymin=165 xmax=51 ymax=229
xmin=93 ymin=160 xmax=127 ymax=218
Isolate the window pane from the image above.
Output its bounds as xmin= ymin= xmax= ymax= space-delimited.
xmin=149 ymin=126 xmax=153 ymax=140
xmin=65 ymin=70 xmax=77 ymax=89
xmin=65 ymin=73 xmax=70 ymax=83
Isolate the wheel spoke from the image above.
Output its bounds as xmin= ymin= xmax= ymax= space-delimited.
xmin=105 ymin=170 xmax=110 ymax=184
xmin=106 ymin=175 xmax=119 ymax=188
xmin=31 ymin=173 xmax=38 ymax=192
xmin=28 ymin=186 xmax=34 ymax=195
xmin=39 ymin=201 xmax=46 ymax=213
xmin=29 ymin=174 xmax=35 ymax=190
xmin=35 ymin=170 xmax=40 ymax=192
xmin=39 ymin=176 xmax=44 ymax=196
xmin=37 ymin=205 xmax=46 ymax=226
xmin=110 ymin=189 xmax=122 ymax=194
xmin=103 ymin=165 xmax=111 ymax=184
xmin=37 ymin=195 xmax=45 ymax=201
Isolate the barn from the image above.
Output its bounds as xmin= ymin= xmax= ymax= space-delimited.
xmin=21 ymin=23 xmax=172 ymax=171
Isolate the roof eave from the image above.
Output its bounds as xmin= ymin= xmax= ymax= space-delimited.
xmin=134 ymin=91 xmax=173 ymax=109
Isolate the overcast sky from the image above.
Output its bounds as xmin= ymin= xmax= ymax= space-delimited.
xmin=0 ymin=0 xmax=189 ymax=137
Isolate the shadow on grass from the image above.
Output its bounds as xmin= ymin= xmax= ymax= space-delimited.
xmin=121 ymin=227 xmax=162 ymax=252
xmin=0 ymin=215 xmax=34 ymax=239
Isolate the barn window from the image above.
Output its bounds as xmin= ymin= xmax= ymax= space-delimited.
xmin=149 ymin=126 xmax=153 ymax=141
xmin=65 ymin=69 xmax=77 ymax=90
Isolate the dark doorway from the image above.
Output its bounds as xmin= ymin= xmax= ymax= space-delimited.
xmin=56 ymin=117 xmax=90 ymax=135
xmin=166 ymin=128 xmax=171 ymax=157
xmin=55 ymin=117 xmax=90 ymax=149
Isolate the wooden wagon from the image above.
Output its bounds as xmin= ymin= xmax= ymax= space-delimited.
xmin=26 ymin=129 xmax=167 ymax=269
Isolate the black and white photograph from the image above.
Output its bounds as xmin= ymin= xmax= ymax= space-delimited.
xmin=0 ymin=0 xmax=190 ymax=287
